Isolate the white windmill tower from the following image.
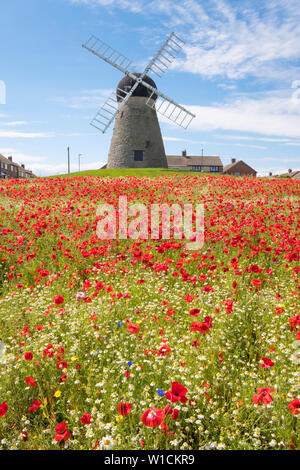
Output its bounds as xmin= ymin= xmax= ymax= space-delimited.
xmin=82 ymin=32 xmax=195 ymax=169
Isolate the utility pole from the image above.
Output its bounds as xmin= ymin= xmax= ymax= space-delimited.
xmin=67 ymin=147 xmax=70 ymax=174
xmin=78 ymin=154 xmax=83 ymax=172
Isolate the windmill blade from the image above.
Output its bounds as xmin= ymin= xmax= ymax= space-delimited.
xmin=138 ymin=78 xmax=195 ymax=129
xmin=143 ymin=32 xmax=185 ymax=78
xmin=82 ymin=35 xmax=145 ymax=127
xmin=83 ymin=33 xmax=195 ymax=131
xmin=83 ymin=35 xmax=134 ymax=75
xmin=147 ymin=92 xmax=195 ymax=129
xmin=90 ymin=86 xmax=136 ymax=133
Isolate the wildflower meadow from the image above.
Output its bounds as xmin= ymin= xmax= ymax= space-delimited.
xmin=0 ymin=173 xmax=299 ymax=451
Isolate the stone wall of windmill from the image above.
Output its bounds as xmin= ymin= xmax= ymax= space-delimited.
xmin=107 ymin=96 xmax=168 ymax=169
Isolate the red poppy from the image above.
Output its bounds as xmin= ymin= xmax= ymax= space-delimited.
xmin=28 ymin=400 xmax=42 ymax=412
xmin=288 ymin=399 xmax=300 ymax=416
xmin=57 ymin=360 xmax=69 ymax=370
xmin=260 ymin=357 xmax=274 ymax=368
xmin=252 ymin=388 xmax=275 ymax=405
xmin=127 ymin=323 xmax=140 ymax=334
xmin=184 ymin=294 xmax=194 ymax=302
xmin=165 ymin=382 xmax=188 ymax=403
xmin=53 ymin=295 xmax=64 ymax=305
xmin=251 ymin=279 xmax=261 ymax=287
xmin=0 ymin=402 xmax=8 ymax=417
xmin=25 ymin=376 xmax=37 ymax=387
xmin=289 ymin=315 xmax=300 ymax=332
xmin=141 ymin=408 xmax=165 ymax=427
xmin=189 ymin=308 xmax=200 ymax=317
xmin=54 ymin=422 xmax=71 ymax=442
xmin=24 ymin=352 xmax=33 ymax=361
xmin=117 ymin=401 xmax=131 ymax=416
xmin=80 ymin=413 xmax=92 ymax=424
xmin=190 ymin=321 xmax=210 ymax=334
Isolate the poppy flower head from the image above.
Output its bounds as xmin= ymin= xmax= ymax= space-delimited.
xmin=141 ymin=408 xmax=165 ymax=427
xmin=165 ymin=382 xmax=188 ymax=403
xmin=0 ymin=402 xmax=8 ymax=417
xmin=117 ymin=401 xmax=131 ymax=416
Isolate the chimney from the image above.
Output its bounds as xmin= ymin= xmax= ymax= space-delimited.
xmin=8 ymin=156 xmax=12 ymax=162
xmin=269 ymin=172 xmax=272 ymax=176
xmin=231 ymin=158 xmax=236 ymax=164
xmin=21 ymin=164 xmax=25 ymax=168
xmin=182 ymin=150 xmax=187 ymax=157
xmin=288 ymin=169 xmax=292 ymax=174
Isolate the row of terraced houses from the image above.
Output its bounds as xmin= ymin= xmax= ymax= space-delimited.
xmin=0 ymin=154 xmax=36 ymax=179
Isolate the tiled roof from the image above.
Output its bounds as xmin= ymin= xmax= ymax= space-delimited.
xmin=166 ymin=155 xmax=223 ymax=167
xmin=223 ymin=160 xmax=256 ymax=173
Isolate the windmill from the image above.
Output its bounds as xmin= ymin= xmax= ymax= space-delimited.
xmin=82 ymin=32 xmax=195 ymax=169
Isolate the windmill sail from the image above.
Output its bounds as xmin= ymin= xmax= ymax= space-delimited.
xmin=83 ymin=32 xmax=196 ymax=132
xmin=83 ymin=35 xmax=133 ymax=74
xmin=144 ymin=32 xmax=185 ymax=78
xmin=146 ymin=91 xmax=194 ymax=129
xmin=91 ymin=86 xmax=134 ymax=133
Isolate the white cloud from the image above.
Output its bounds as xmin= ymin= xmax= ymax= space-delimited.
xmin=68 ymin=0 xmax=300 ymax=82
xmin=0 ymin=121 xmax=32 ymax=127
xmin=183 ymin=92 xmax=300 ymax=138
xmin=0 ymin=130 xmax=53 ymax=138
xmin=51 ymin=89 xmax=113 ymax=109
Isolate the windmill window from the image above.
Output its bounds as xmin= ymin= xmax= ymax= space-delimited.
xmin=134 ymin=150 xmax=144 ymax=161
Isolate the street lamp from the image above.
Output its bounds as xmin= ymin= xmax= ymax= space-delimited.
xmin=78 ymin=154 xmax=83 ymax=172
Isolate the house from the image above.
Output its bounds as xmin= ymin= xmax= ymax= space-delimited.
xmin=0 ymin=154 xmax=36 ymax=179
xmin=223 ymin=158 xmax=257 ymax=177
xmin=166 ymin=151 xmax=223 ymax=173
xmin=291 ymin=171 xmax=300 ymax=180
xmin=279 ymin=169 xmax=300 ymax=179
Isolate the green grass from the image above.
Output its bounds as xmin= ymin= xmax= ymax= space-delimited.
xmin=49 ymin=168 xmax=214 ymax=178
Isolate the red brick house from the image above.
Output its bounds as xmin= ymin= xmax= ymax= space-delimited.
xmin=166 ymin=151 xmax=223 ymax=173
xmin=223 ymin=158 xmax=257 ymax=177
xmin=0 ymin=154 xmax=36 ymax=179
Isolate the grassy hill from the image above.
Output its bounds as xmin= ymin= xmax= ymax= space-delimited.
xmin=49 ymin=168 xmax=213 ymax=178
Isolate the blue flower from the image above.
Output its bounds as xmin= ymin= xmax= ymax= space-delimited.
xmin=127 ymin=361 xmax=133 ymax=366
xmin=117 ymin=322 xmax=123 ymax=326
xmin=157 ymin=389 xmax=165 ymax=396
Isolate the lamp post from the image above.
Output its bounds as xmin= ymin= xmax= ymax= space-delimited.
xmin=78 ymin=154 xmax=83 ymax=172
xmin=67 ymin=147 xmax=70 ymax=174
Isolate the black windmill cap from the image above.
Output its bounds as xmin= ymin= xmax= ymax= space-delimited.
xmin=117 ymin=74 xmax=158 ymax=101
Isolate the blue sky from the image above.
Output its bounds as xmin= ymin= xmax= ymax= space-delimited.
xmin=0 ymin=0 xmax=300 ymax=176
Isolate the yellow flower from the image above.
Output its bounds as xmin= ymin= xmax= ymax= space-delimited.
xmin=54 ymin=390 xmax=61 ymax=398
